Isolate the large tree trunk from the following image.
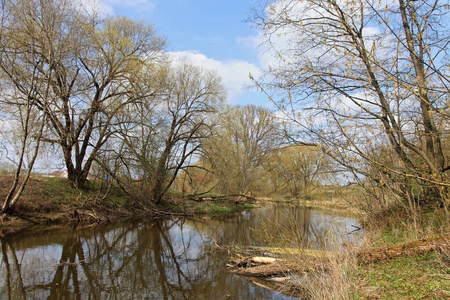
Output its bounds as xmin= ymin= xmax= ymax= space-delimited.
xmin=398 ymin=0 xmax=447 ymax=208
xmin=150 ymin=142 xmax=172 ymax=205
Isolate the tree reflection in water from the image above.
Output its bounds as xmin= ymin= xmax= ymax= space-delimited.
xmin=1 ymin=240 xmax=26 ymax=300
xmin=0 ymin=205 xmax=359 ymax=299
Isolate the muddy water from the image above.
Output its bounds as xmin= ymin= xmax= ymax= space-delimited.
xmin=0 ymin=205 xmax=360 ymax=299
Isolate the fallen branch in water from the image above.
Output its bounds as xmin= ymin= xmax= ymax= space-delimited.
xmin=52 ymin=259 xmax=85 ymax=268
xmin=202 ymin=236 xmax=223 ymax=250
xmin=246 ymin=276 xmax=309 ymax=299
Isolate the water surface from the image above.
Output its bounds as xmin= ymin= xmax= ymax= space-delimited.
xmin=0 ymin=204 xmax=360 ymax=299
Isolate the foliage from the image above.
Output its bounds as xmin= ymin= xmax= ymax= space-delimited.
xmin=171 ymin=160 xmax=217 ymax=196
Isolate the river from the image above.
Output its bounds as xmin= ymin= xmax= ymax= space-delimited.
xmin=0 ymin=204 xmax=361 ymax=299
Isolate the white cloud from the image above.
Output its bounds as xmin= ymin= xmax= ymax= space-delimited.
xmin=75 ymin=0 xmax=113 ymax=16
xmin=76 ymin=0 xmax=155 ymax=17
xmin=235 ymin=34 xmax=275 ymax=71
xmin=236 ymin=35 xmax=259 ymax=50
xmin=168 ymin=51 xmax=262 ymax=103
xmin=103 ymin=0 xmax=156 ymax=14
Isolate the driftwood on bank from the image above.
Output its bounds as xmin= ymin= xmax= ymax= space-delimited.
xmin=229 ymin=234 xmax=450 ymax=279
xmin=231 ymin=259 xmax=328 ymax=277
xmin=357 ymin=234 xmax=450 ymax=264
xmin=244 ymin=246 xmax=331 ymax=258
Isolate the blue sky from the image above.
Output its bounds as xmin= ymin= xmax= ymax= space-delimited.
xmin=90 ymin=0 xmax=270 ymax=105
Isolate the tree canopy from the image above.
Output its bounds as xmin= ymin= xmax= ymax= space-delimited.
xmin=254 ymin=0 xmax=450 ymax=209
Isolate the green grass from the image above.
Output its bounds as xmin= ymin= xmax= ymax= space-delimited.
xmin=178 ymin=199 xmax=257 ymax=216
xmin=352 ymin=208 xmax=450 ymax=299
xmin=356 ymin=252 xmax=450 ymax=299
xmin=5 ymin=176 xmax=131 ymax=215
xmin=4 ymin=176 xmax=257 ymax=218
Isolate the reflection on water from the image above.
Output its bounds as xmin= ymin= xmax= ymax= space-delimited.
xmin=0 ymin=205 xmax=360 ymax=299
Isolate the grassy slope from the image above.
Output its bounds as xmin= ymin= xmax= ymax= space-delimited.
xmin=0 ymin=176 xmax=132 ymax=234
xmin=353 ymin=211 xmax=450 ymax=299
xmin=356 ymin=252 xmax=449 ymax=299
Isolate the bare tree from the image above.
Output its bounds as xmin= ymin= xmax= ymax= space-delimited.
xmin=106 ymin=61 xmax=225 ymax=205
xmin=0 ymin=0 xmax=50 ymax=213
xmin=254 ymin=0 xmax=450 ymax=209
xmin=0 ymin=93 xmax=48 ymax=213
xmin=203 ymin=104 xmax=283 ymax=198
xmin=267 ymin=146 xmax=333 ymax=198
xmin=0 ymin=0 xmax=165 ymax=189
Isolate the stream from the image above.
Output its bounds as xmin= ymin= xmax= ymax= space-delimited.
xmin=0 ymin=204 xmax=361 ymax=299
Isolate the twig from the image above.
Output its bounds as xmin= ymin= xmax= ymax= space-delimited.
xmin=202 ymin=236 xmax=222 ymax=249
xmin=52 ymin=259 xmax=85 ymax=268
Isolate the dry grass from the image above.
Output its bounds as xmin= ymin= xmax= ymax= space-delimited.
xmin=256 ymin=188 xmax=450 ymax=300
xmin=305 ymin=250 xmax=358 ymax=300
xmin=249 ymin=206 xmax=362 ymax=299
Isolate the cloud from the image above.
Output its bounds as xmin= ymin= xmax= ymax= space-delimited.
xmin=75 ymin=0 xmax=112 ymax=16
xmin=103 ymin=0 xmax=156 ymax=14
xmin=236 ymin=35 xmax=259 ymax=50
xmin=168 ymin=51 xmax=262 ymax=103
xmin=76 ymin=0 xmax=155 ymax=17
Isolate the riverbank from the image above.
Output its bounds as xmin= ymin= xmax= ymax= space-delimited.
xmin=238 ymin=195 xmax=450 ymax=299
xmin=261 ymin=185 xmax=366 ymax=218
xmin=353 ymin=210 xmax=450 ymax=299
xmin=229 ymin=231 xmax=450 ymax=299
xmin=0 ymin=176 xmax=257 ymax=237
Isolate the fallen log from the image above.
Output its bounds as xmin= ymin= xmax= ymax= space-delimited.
xmin=232 ymin=261 xmax=295 ymax=277
xmin=231 ymin=259 xmax=328 ymax=277
xmin=252 ymin=256 xmax=277 ymax=264
xmin=233 ymin=256 xmax=281 ymax=268
xmin=357 ymin=234 xmax=450 ymax=264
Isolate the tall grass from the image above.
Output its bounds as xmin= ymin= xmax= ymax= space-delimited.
xmin=257 ymin=208 xmax=362 ymax=299
xmin=263 ymin=188 xmax=450 ymax=299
